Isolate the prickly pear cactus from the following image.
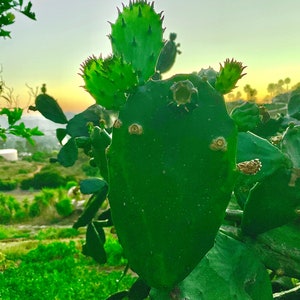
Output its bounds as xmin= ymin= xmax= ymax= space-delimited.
xmin=80 ymin=0 xmax=245 ymax=293
xmin=107 ymin=73 xmax=238 ymax=289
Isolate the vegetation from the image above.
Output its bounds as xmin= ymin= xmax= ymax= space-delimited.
xmin=0 ymin=0 xmax=36 ymax=38
xmin=27 ymin=1 xmax=300 ymax=299
xmin=0 ymin=237 xmax=135 ymax=299
xmin=1 ymin=0 xmax=300 ymax=299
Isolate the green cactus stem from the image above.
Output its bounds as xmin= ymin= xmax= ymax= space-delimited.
xmin=110 ymin=1 xmax=164 ymax=83
xmin=80 ymin=55 xmax=137 ymax=110
xmin=107 ymin=73 xmax=238 ymax=289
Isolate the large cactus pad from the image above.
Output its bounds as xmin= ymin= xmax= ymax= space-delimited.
xmin=107 ymin=74 xmax=237 ymax=289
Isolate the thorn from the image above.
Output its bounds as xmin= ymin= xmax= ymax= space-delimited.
xmin=117 ymin=6 xmax=121 ymax=15
xmin=122 ymin=17 xmax=126 ymax=27
xmin=122 ymin=3 xmax=125 ymax=9
xmin=138 ymin=6 xmax=142 ymax=17
xmin=147 ymin=25 xmax=152 ymax=34
xmin=132 ymin=37 xmax=137 ymax=46
xmin=107 ymin=21 xmax=113 ymax=27
xmin=149 ymin=53 xmax=155 ymax=61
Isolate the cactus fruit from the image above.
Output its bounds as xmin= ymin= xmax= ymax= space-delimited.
xmin=107 ymin=73 xmax=238 ymax=289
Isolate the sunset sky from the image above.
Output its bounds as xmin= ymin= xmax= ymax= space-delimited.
xmin=1 ymin=0 xmax=300 ymax=111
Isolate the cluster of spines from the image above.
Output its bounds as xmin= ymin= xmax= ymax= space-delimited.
xmin=214 ymin=58 xmax=246 ymax=94
xmin=80 ymin=55 xmax=137 ymax=110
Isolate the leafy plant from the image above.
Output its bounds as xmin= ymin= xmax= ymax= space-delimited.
xmin=0 ymin=241 xmax=135 ymax=300
xmin=55 ymin=197 xmax=73 ymax=217
xmin=0 ymin=0 xmax=36 ymax=38
xmin=0 ymin=107 xmax=43 ymax=144
xmin=32 ymin=1 xmax=300 ymax=299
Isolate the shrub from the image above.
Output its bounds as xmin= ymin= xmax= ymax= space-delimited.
xmin=28 ymin=202 xmax=40 ymax=218
xmin=32 ymin=171 xmax=66 ymax=189
xmin=20 ymin=170 xmax=67 ymax=190
xmin=55 ymin=198 xmax=73 ymax=217
xmin=0 ymin=207 xmax=11 ymax=223
xmin=0 ymin=179 xmax=17 ymax=191
xmin=65 ymin=180 xmax=78 ymax=190
xmin=31 ymin=151 xmax=47 ymax=162
xmin=20 ymin=178 xmax=33 ymax=190
xmin=0 ymin=194 xmax=23 ymax=223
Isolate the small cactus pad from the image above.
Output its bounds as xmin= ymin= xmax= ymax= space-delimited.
xmin=215 ymin=58 xmax=246 ymax=94
xmin=156 ymin=32 xmax=181 ymax=74
xmin=80 ymin=55 xmax=137 ymax=110
xmin=110 ymin=1 xmax=164 ymax=83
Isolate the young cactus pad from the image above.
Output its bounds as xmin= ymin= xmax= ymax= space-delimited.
xmin=107 ymin=73 xmax=238 ymax=289
xmin=109 ymin=1 xmax=164 ymax=83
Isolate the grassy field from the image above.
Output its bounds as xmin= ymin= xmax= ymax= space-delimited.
xmin=0 ymin=151 xmax=137 ymax=299
xmin=0 ymin=226 xmax=136 ymax=299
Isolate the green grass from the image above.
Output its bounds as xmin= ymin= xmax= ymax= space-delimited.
xmin=0 ymin=239 xmax=136 ymax=300
xmin=0 ymin=242 xmax=135 ymax=299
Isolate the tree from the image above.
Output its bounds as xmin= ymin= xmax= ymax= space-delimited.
xmin=244 ymin=84 xmax=257 ymax=101
xmin=0 ymin=0 xmax=36 ymax=38
xmin=284 ymin=77 xmax=291 ymax=91
xmin=267 ymin=83 xmax=276 ymax=98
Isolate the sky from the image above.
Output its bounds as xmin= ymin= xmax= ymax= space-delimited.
xmin=1 ymin=0 xmax=300 ymax=111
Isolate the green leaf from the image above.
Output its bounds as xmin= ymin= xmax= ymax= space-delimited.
xmin=57 ymin=138 xmax=78 ymax=167
xmin=21 ymin=2 xmax=36 ymax=20
xmin=0 ymin=29 xmax=11 ymax=38
xmin=150 ymin=232 xmax=273 ymax=300
xmin=0 ymin=107 xmax=23 ymax=125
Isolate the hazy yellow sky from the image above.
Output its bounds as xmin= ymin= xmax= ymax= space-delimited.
xmin=1 ymin=0 xmax=300 ymax=111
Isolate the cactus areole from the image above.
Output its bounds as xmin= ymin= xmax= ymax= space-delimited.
xmin=107 ymin=74 xmax=237 ymax=289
